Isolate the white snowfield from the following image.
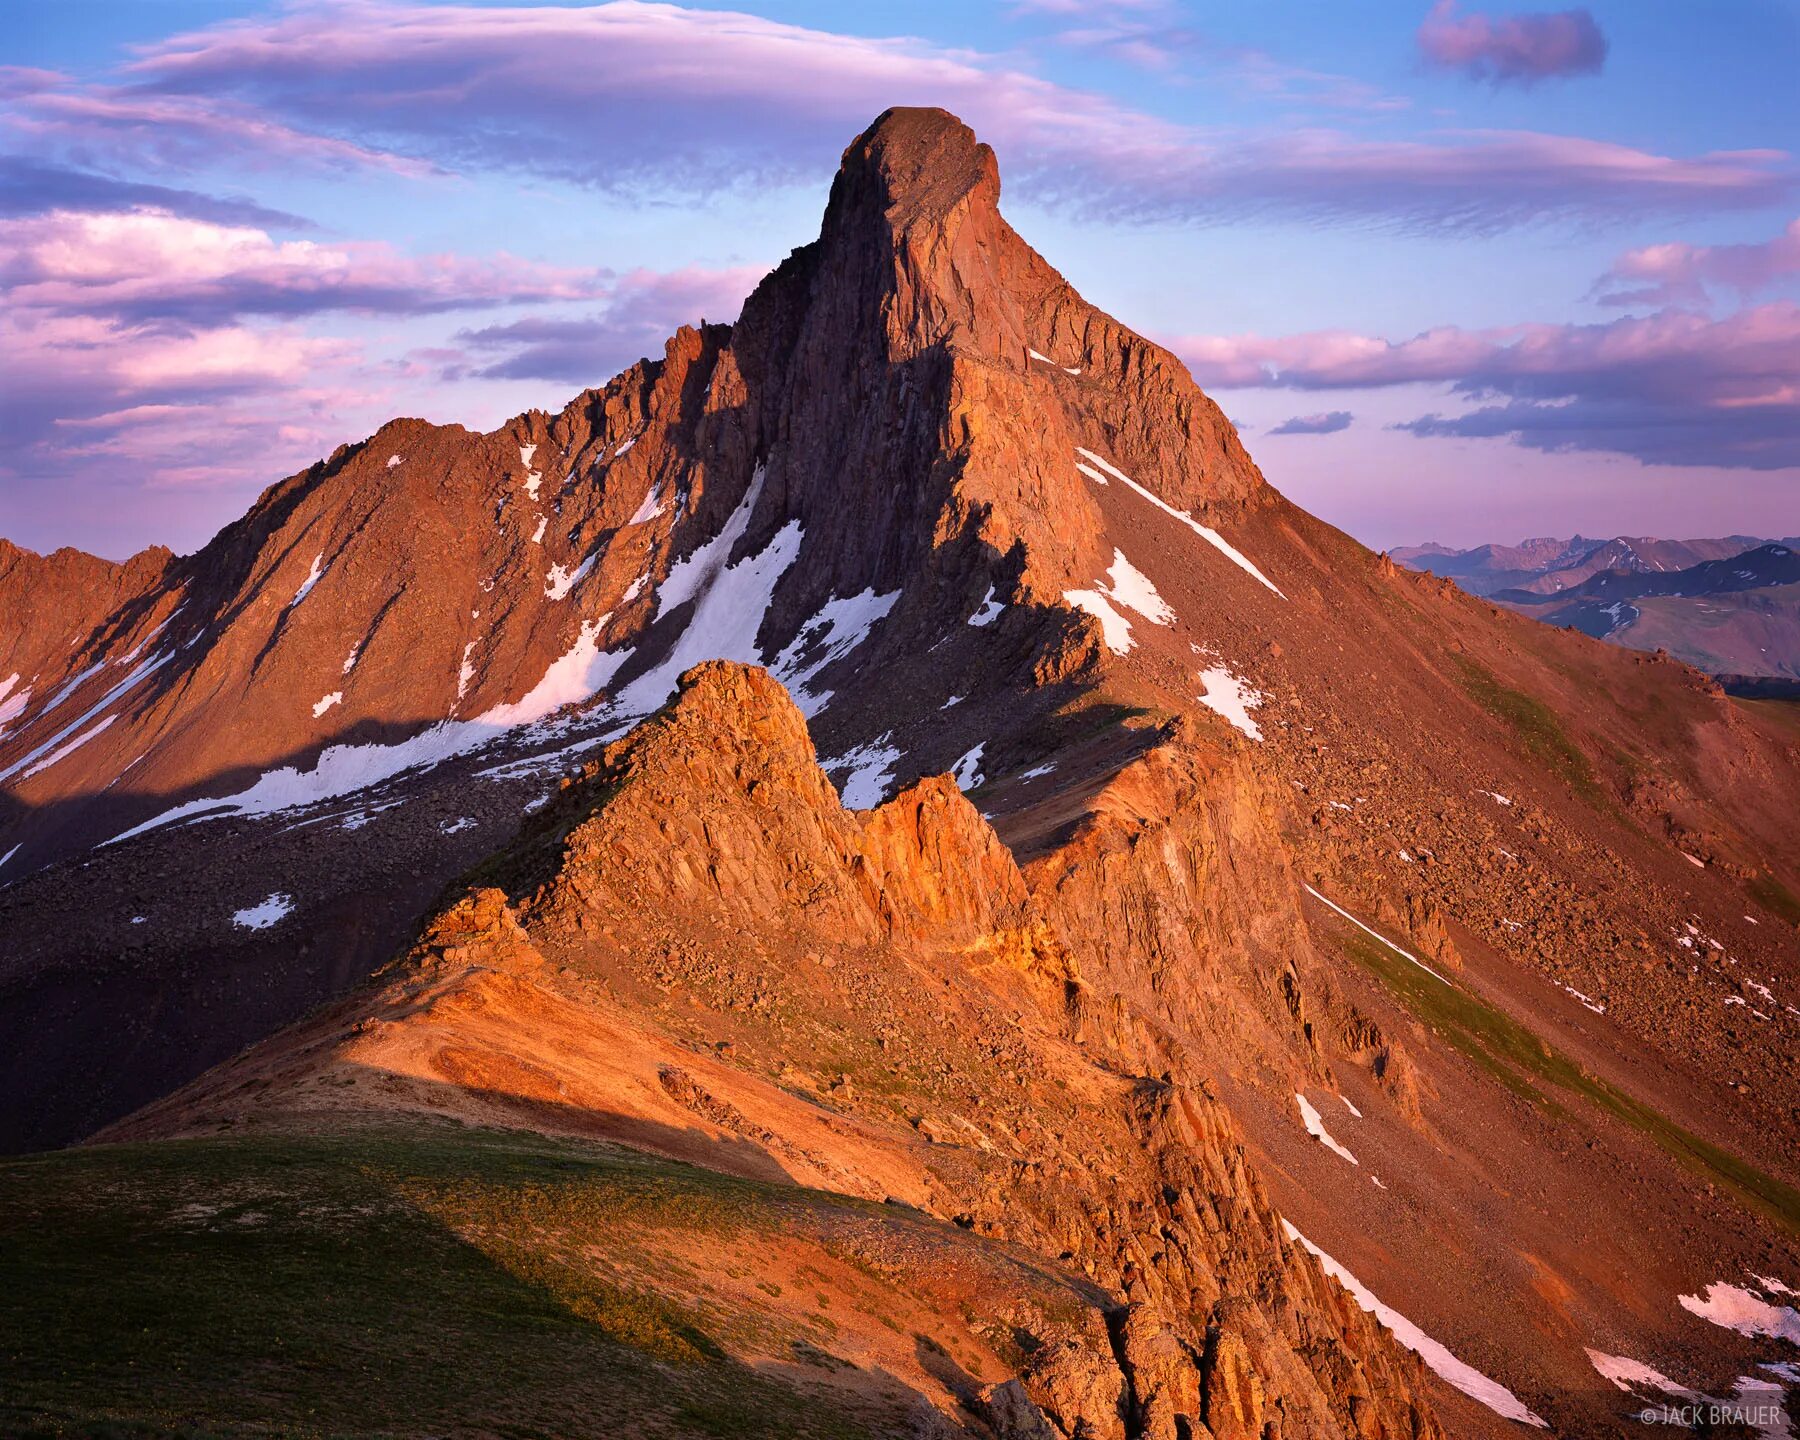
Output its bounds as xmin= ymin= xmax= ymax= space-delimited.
xmin=613 ymin=465 xmax=802 ymax=716
xmin=1282 ymin=1221 xmax=1548 ymax=1428
xmin=104 ymin=465 xmax=823 ymax=845
xmin=1196 ymin=665 xmax=1266 ymax=741
xmin=0 ymin=674 xmax=28 ymax=740
xmin=232 ymin=893 xmax=293 ymax=931
xmin=773 ymin=587 xmax=900 ymax=718
xmin=312 ymin=692 xmax=342 ymax=719
xmin=1294 ymin=1092 xmax=1358 ymax=1165
xmin=108 ymin=615 xmax=634 ymax=845
xmin=21 ymin=714 xmax=116 ymax=781
xmin=1075 ymin=447 xmax=1285 ymax=598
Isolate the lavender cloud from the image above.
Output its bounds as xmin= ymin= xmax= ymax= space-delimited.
xmin=1175 ymin=303 xmax=1800 ymax=468
xmin=1417 ymin=2 xmax=1607 ymax=85
xmin=1270 ymin=410 xmax=1354 ymax=435
xmin=17 ymin=2 xmax=1774 ymax=235
xmin=0 ymin=156 xmax=312 ymax=228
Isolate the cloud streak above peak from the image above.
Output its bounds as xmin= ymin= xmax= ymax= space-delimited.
xmin=6 ymin=0 xmax=1772 ymax=236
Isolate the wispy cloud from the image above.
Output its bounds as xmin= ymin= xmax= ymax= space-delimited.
xmin=7 ymin=2 xmax=1775 ymax=235
xmin=444 ymin=265 xmax=766 ymax=382
xmin=1270 ymin=410 xmax=1353 ymax=435
xmin=1174 ymin=303 xmax=1800 ymax=468
xmin=1417 ymin=2 xmax=1607 ymax=85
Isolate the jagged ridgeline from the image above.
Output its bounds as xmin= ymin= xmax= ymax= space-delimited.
xmin=2 ymin=109 xmax=1797 ymax=1439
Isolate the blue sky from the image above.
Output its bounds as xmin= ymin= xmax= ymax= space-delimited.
xmin=3 ymin=0 xmax=1795 ymax=558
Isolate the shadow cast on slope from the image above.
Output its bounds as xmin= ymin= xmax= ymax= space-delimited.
xmin=0 ymin=1120 xmax=955 ymax=1440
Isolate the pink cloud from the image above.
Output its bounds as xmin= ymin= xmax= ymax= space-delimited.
xmin=1172 ymin=303 xmax=1800 ymax=468
xmin=0 ymin=208 xmax=608 ymax=322
xmin=23 ymin=1 xmax=1772 ymax=234
xmin=1418 ymin=2 xmax=1606 ymax=85
xmin=1594 ymin=219 xmax=1800 ymax=307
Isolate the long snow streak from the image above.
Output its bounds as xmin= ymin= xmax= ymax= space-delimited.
xmin=1075 ymin=447 xmax=1285 ymax=598
xmin=1302 ymin=884 xmax=1454 ymax=985
xmin=1282 ymin=1222 xmax=1547 ymax=1427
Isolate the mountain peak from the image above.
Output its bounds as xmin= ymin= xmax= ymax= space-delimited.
xmin=826 ymin=106 xmax=999 ymax=240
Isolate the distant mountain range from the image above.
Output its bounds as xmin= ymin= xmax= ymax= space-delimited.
xmin=1394 ymin=535 xmax=1800 ymax=681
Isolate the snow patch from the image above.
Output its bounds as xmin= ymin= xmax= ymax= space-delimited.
xmin=290 ymin=553 xmax=326 ymax=607
xmin=1075 ymin=460 xmax=1109 ymax=486
xmin=1020 ymin=762 xmax=1056 ymax=780
xmin=1075 ymin=447 xmax=1285 ymax=598
xmin=827 ymin=733 xmax=902 ymax=810
xmin=531 ymin=515 xmax=548 ymax=544
xmin=520 ymin=443 xmax=543 ymax=501
xmin=1105 ymin=549 xmax=1174 ymax=625
xmin=1295 ymin=1093 xmax=1358 ymax=1165
xmin=629 ymin=484 xmax=664 ymax=525
xmin=1064 ymin=549 xmax=1174 ymax=656
xmin=1282 ymin=1222 xmax=1547 ymax=1427
xmin=342 ymin=642 xmax=362 ymax=675
xmin=1196 ymin=666 xmax=1266 ymax=741
xmin=1585 ymin=1349 xmax=1701 ymax=1400
xmin=386 ymin=454 xmax=402 ymax=469
xmin=1679 ymin=1282 xmax=1800 ymax=1343
xmin=545 ymin=553 xmax=595 ymax=600
xmin=312 ymin=692 xmax=342 ymax=719
xmin=0 ymin=676 xmax=30 ymax=739
xmin=951 ymin=744 xmax=985 ymax=791
xmin=1064 ymin=588 xmax=1134 ymax=654
xmin=772 ymin=587 xmax=900 ymax=718
xmin=440 ymin=816 xmax=477 ymax=835
xmin=233 ymin=893 xmax=293 ymax=931
xmin=1340 ymin=1095 xmax=1363 ymax=1118
xmin=969 ymin=586 xmax=1005 ymax=626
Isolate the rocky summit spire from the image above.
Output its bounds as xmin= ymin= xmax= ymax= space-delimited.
xmin=824 ymin=106 xmax=1002 ymax=243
